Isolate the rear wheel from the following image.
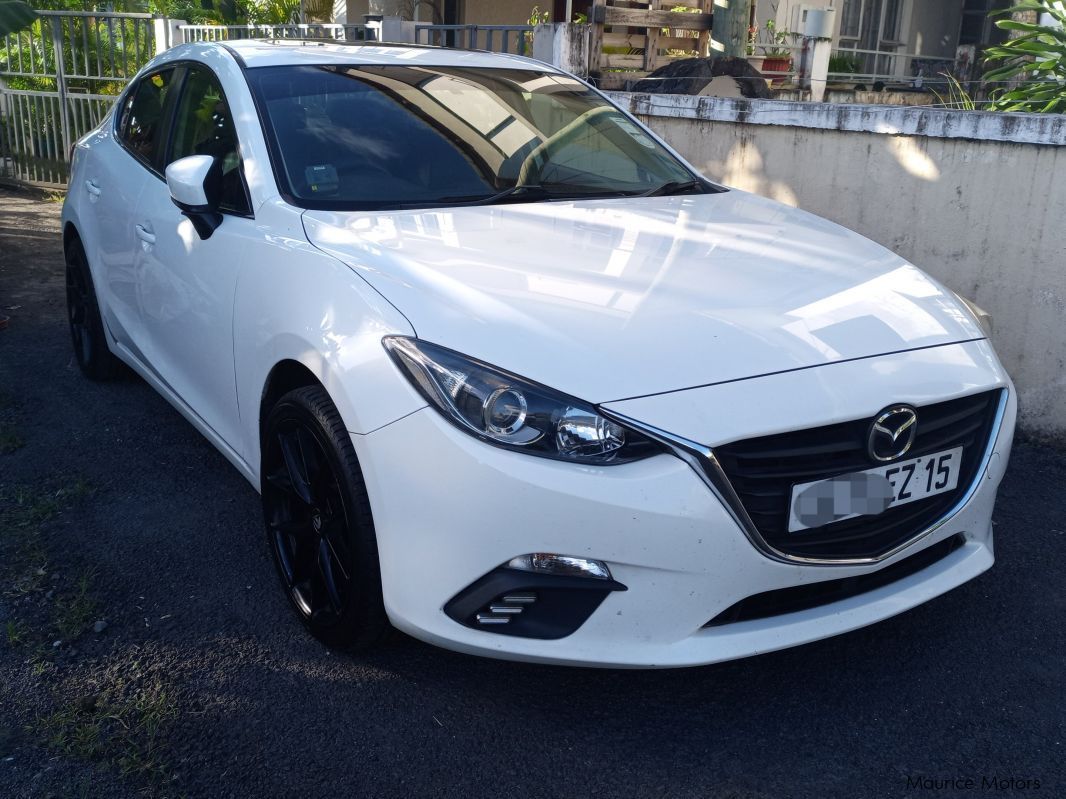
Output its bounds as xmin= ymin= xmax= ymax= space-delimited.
xmin=261 ymin=386 xmax=389 ymax=650
xmin=65 ymin=239 xmax=120 ymax=380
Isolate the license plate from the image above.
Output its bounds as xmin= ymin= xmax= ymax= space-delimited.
xmin=787 ymin=447 xmax=963 ymax=533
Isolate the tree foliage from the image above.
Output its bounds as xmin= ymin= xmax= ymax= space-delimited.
xmin=240 ymin=0 xmax=302 ymax=25
xmin=984 ymin=1 xmax=1066 ymax=113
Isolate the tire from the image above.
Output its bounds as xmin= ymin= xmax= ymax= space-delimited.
xmin=261 ymin=386 xmax=389 ymax=650
xmin=65 ymin=238 xmax=121 ymax=380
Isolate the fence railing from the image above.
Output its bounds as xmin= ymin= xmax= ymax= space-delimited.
xmin=414 ymin=24 xmax=532 ymax=55
xmin=0 ymin=89 xmax=114 ymax=186
xmin=181 ymin=21 xmax=533 ymax=53
xmin=831 ymin=46 xmax=955 ymax=86
xmin=0 ymin=10 xmax=159 ymax=187
xmin=178 ymin=23 xmax=355 ymax=42
xmin=1 ymin=10 xmax=156 ymax=87
xmin=178 ymin=22 xmax=531 ymax=54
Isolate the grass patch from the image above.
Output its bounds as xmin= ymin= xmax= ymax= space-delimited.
xmin=33 ymin=673 xmax=179 ymax=790
xmin=1 ymin=479 xmax=93 ymax=594
xmin=54 ymin=567 xmax=98 ymax=638
xmin=5 ymin=618 xmax=28 ymax=647
xmin=0 ymin=479 xmax=92 ymax=531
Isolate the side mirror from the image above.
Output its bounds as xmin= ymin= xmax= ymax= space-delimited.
xmin=165 ymin=154 xmax=224 ymax=241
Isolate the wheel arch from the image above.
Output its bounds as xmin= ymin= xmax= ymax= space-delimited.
xmin=248 ymin=335 xmax=423 ymax=486
xmin=259 ymin=359 xmax=325 ymax=443
xmin=62 ymin=221 xmax=82 ymax=252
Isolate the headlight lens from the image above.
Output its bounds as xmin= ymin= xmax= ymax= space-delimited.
xmin=383 ymin=336 xmax=662 ymax=464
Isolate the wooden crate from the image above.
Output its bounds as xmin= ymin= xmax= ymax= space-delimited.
xmin=589 ymin=0 xmax=715 ymax=81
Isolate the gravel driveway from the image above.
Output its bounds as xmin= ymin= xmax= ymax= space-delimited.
xmin=1 ymin=186 xmax=1063 ymax=798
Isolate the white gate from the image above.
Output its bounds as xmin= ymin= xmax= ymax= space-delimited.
xmin=0 ymin=10 xmax=164 ymax=187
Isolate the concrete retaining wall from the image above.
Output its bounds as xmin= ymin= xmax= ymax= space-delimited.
xmin=607 ymin=93 xmax=1066 ymax=441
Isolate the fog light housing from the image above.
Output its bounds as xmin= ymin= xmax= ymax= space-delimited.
xmin=444 ymin=559 xmax=627 ymax=639
xmin=506 ymin=553 xmax=611 ymax=580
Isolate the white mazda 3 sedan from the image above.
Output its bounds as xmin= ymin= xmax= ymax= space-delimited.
xmin=61 ymin=40 xmax=1015 ymax=667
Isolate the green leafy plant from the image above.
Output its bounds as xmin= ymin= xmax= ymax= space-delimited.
xmin=240 ymin=0 xmax=302 ymax=25
xmin=526 ymin=5 xmax=549 ymax=47
xmin=0 ymin=1 xmax=35 ymax=38
xmin=748 ymin=18 xmax=791 ymax=57
xmin=828 ymin=53 xmax=861 ymax=73
xmin=527 ymin=4 xmax=550 ymax=26
xmin=984 ymin=1 xmax=1066 ymax=113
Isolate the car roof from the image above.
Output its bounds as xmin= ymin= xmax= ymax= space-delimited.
xmin=211 ymin=39 xmax=553 ymax=71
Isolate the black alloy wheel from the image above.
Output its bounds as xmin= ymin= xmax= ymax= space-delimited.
xmin=65 ymin=239 xmax=120 ymax=380
xmin=261 ymin=386 xmax=388 ymax=649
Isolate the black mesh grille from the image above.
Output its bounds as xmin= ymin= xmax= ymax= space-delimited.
xmin=713 ymin=390 xmax=1002 ymax=560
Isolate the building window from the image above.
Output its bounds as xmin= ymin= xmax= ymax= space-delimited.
xmin=837 ymin=0 xmax=909 ymax=77
xmin=959 ymin=0 xmax=1012 ymax=47
xmin=839 ymin=0 xmax=904 ymax=46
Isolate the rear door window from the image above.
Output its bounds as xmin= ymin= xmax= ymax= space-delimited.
xmin=117 ymin=68 xmax=177 ymax=171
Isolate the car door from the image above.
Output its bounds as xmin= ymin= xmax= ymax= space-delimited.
xmin=87 ymin=67 xmax=177 ymax=349
xmin=129 ymin=62 xmax=256 ymax=452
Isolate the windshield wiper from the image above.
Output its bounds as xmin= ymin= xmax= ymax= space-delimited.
xmin=437 ymin=184 xmax=556 ymax=206
xmin=639 ymin=179 xmax=705 ymax=197
xmin=439 ymin=182 xmax=633 ymax=207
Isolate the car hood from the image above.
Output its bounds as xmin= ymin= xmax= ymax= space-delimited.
xmin=302 ymin=190 xmax=983 ymax=403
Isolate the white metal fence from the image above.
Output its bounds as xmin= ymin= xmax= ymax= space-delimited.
xmin=414 ymin=24 xmax=532 ymax=55
xmin=0 ymin=10 xmax=160 ymax=187
xmin=177 ymin=21 xmax=533 ymax=54
xmin=178 ymin=23 xmax=354 ymax=42
xmin=0 ymin=89 xmax=114 ymax=185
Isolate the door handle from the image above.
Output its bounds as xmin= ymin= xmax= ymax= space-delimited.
xmin=135 ymin=224 xmax=156 ymax=245
xmin=84 ymin=180 xmax=102 ymax=197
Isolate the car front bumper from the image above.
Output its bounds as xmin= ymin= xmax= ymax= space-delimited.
xmin=353 ymin=340 xmax=1016 ymax=668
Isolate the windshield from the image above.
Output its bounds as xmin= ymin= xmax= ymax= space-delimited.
xmin=246 ymin=64 xmax=707 ymax=210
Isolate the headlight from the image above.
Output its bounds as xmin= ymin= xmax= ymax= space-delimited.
xmin=383 ymin=336 xmax=663 ymax=465
xmin=954 ymin=293 xmax=994 ymax=337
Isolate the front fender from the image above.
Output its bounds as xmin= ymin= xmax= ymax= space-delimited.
xmin=233 ymin=199 xmax=425 ymax=486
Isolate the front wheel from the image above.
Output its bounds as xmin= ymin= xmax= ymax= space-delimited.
xmin=261 ymin=386 xmax=389 ymax=650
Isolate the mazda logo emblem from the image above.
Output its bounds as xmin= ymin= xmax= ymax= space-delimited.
xmin=868 ymin=406 xmax=918 ymax=462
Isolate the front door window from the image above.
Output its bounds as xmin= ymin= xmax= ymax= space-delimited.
xmin=166 ymin=66 xmax=250 ymax=215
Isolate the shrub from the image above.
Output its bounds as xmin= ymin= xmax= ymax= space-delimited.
xmin=984 ymin=1 xmax=1066 ymax=113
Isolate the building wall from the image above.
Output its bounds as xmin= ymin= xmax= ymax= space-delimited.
xmin=345 ymin=0 xmax=442 ymax=23
xmin=460 ymin=0 xmax=534 ymax=25
xmin=342 ymin=0 xmax=541 ymax=30
xmin=756 ymin=0 xmax=836 ymax=34
xmin=345 ymin=0 xmax=370 ymax=24
xmin=607 ymin=92 xmax=1066 ymax=441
